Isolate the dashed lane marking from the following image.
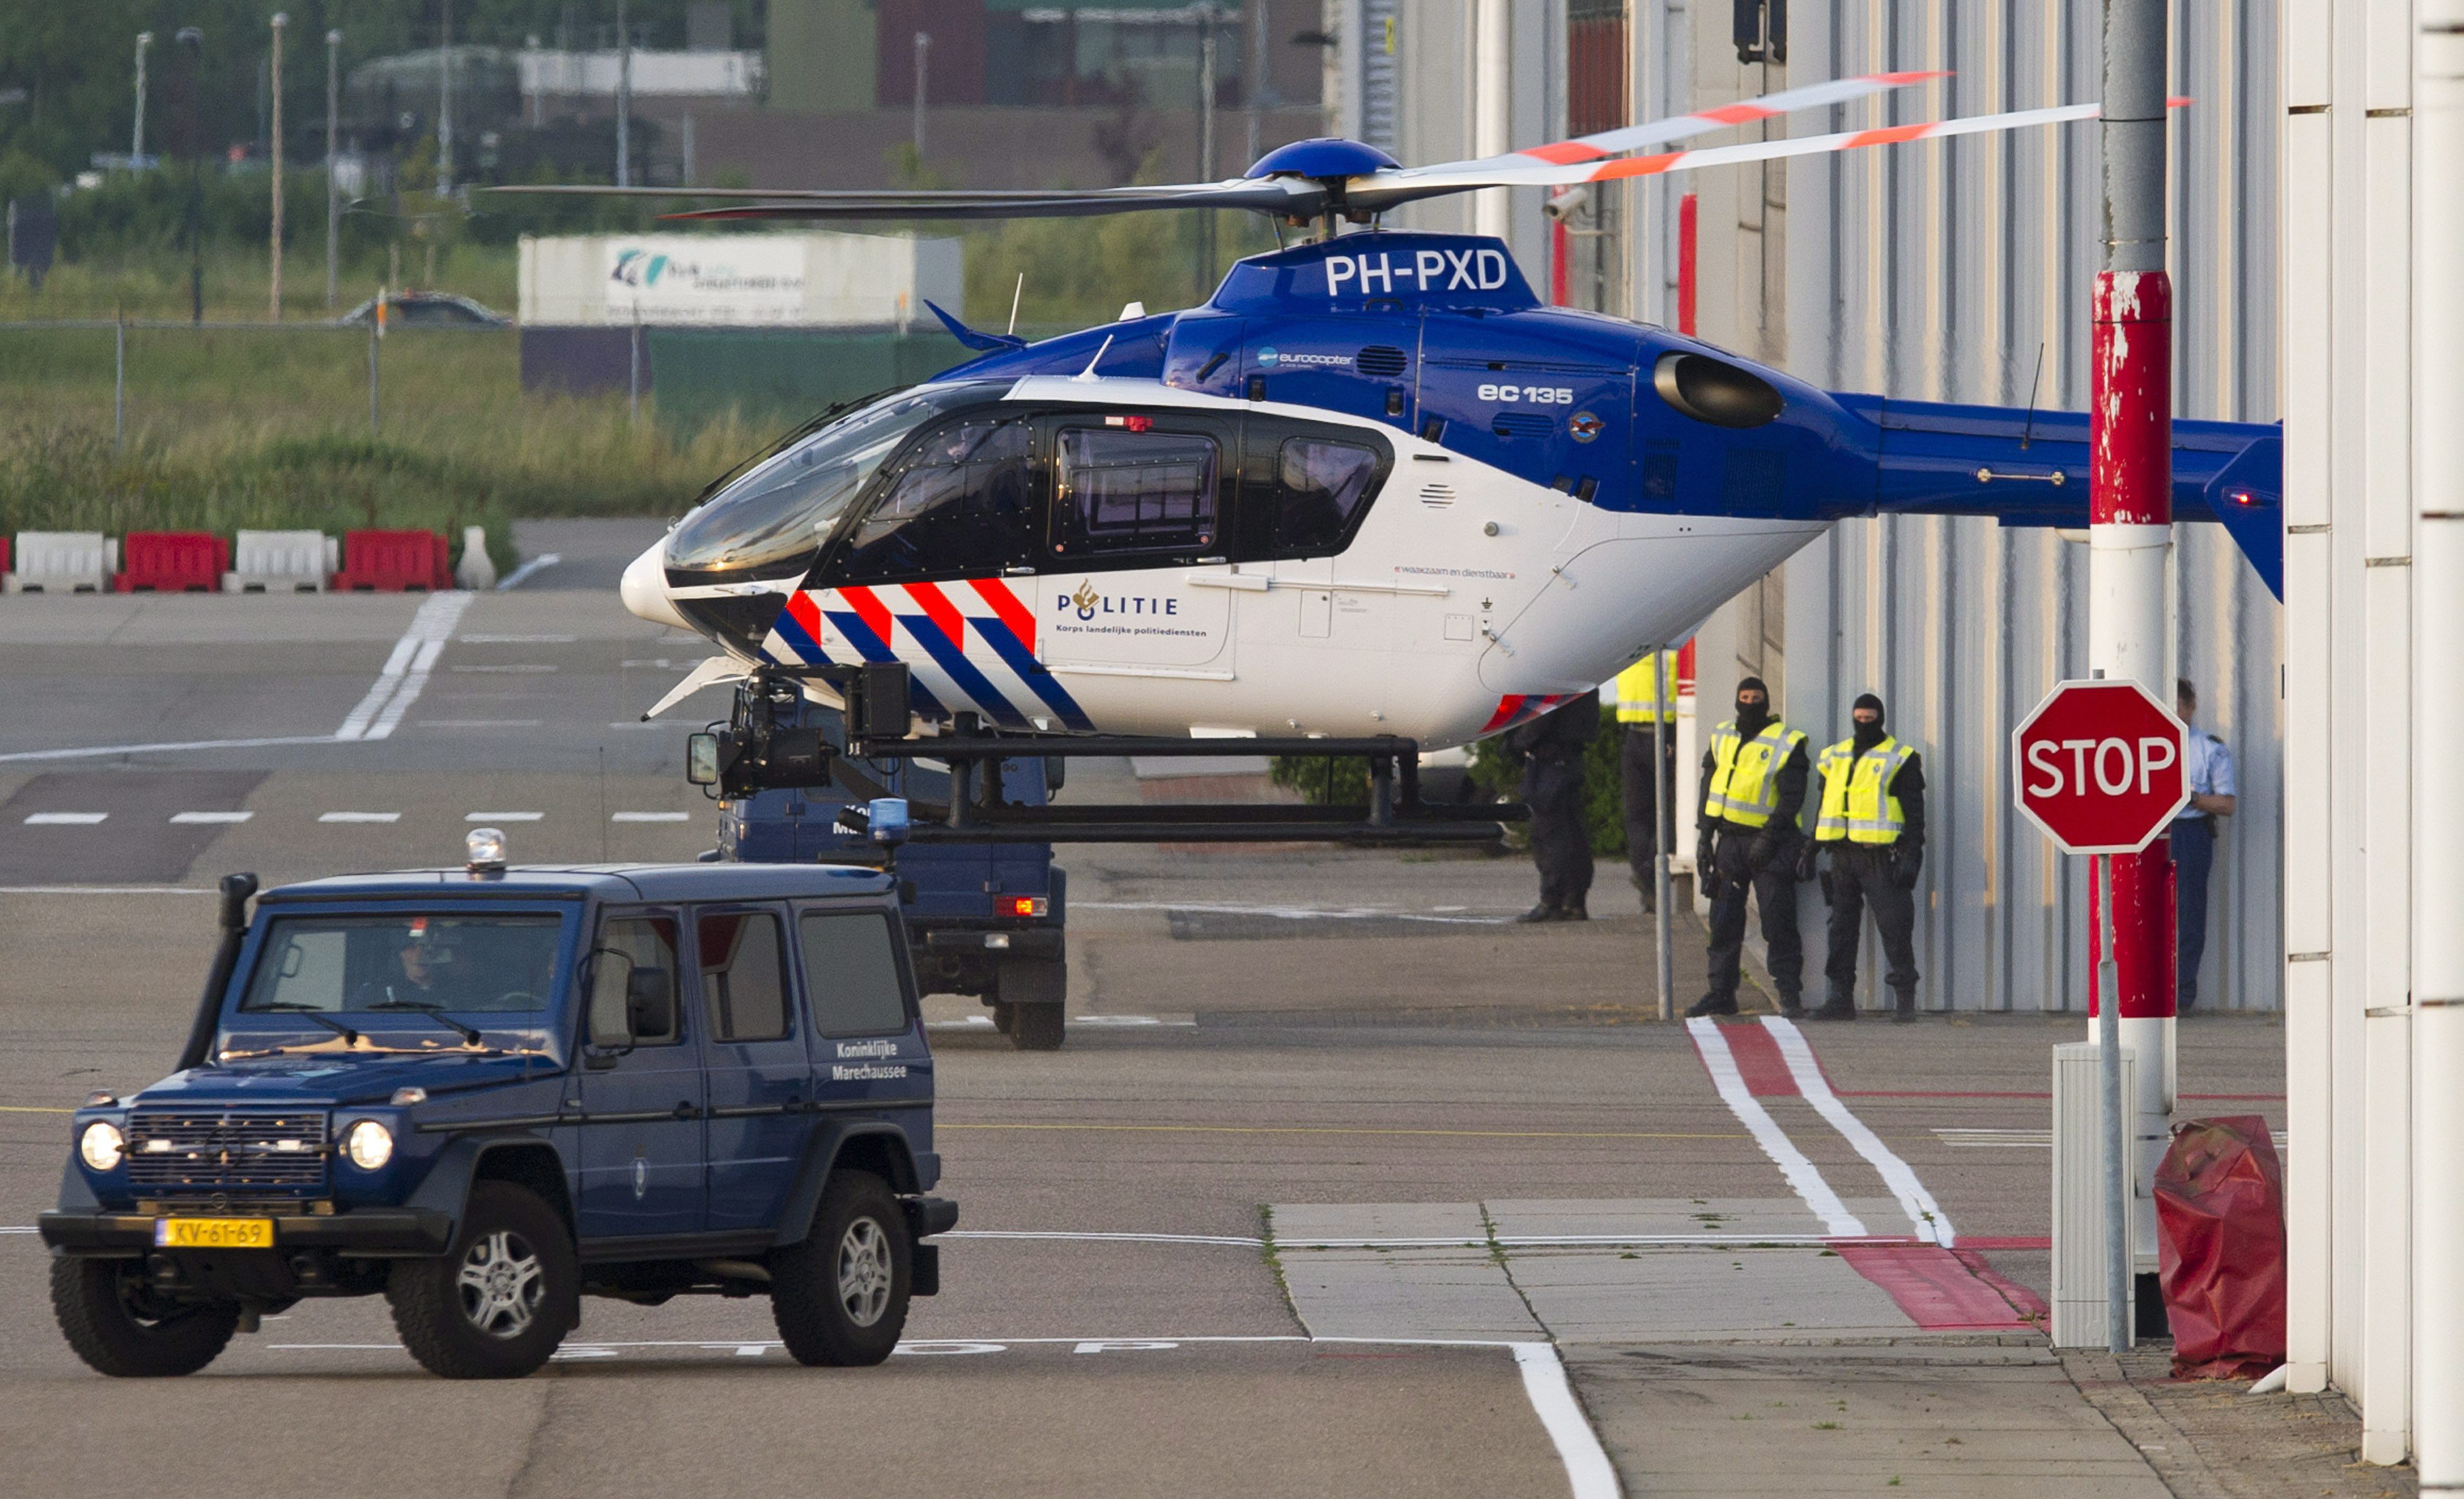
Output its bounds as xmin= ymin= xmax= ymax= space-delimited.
xmin=450 ymin=664 xmax=559 ymax=674
xmin=466 ymin=811 xmax=545 ymax=822
xmin=168 ymin=811 xmax=253 ymax=824
xmin=610 ymin=811 xmax=691 ymax=823
xmin=339 ymin=592 xmax=473 ymax=743
xmin=319 ymin=811 xmax=400 ymax=823
xmin=459 ymin=633 xmax=575 ymax=643
xmin=23 ymin=812 xmax=107 ymax=825
xmin=420 ymin=720 xmax=544 ymax=729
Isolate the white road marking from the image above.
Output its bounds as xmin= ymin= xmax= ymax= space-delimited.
xmin=493 ymin=554 xmax=561 ymax=590
xmin=1762 ymin=1017 xmax=1954 ymax=1246
xmin=319 ymin=811 xmax=400 ymax=823
xmin=339 ymin=592 xmax=472 ymax=742
xmin=466 ymin=812 xmax=545 ymax=822
xmin=1686 ymin=1017 xmax=1866 ymax=1237
xmin=1076 ymin=899 xmax=1509 ymax=926
xmin=0 ymin=733 xmax=340 ymax=765
xmin=946 ymin=1230 xmax=1269 ymax=1248
xmin=450 ymin=664 xmax=558 ymax=674
xmin=460 ymin=633 xmax=575 ymax=643
xmin=169 ymin=811 xmax=253 ymax=824
xmin=926 ymin=1014 xmax=1193 ymax=1031
xmin=420 ymin=719 xmax=545 ymax=729
xmin=0 ymin=1225 xmax=37 ymax=1234
xmin=24 ymin=812 xmax=107 ymax=825
xmin=1934 ymin=1129 xmax=2055 ymax=1148
xmin=610 ymin=811 xmax=691 ymax=823
xmin=0 ymin=886 xmax=212 ymax=895
xmin=248 ymin=1333 xmax=1620 ymax=1495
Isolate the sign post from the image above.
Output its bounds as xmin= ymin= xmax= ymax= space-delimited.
xmin=2013 ymin=676 xmax=2189 ymax=1351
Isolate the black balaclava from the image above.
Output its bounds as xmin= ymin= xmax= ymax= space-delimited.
xmin=1734 ymin=676 xmax=1772 ymax=738
xmin=1852 ymin=692 xmax=1887 ymax=752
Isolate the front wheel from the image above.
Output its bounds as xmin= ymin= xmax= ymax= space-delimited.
xmin=386 ymin=1181 xmax=577 ymax=1380
xmin=771 ymin=1170 xmax=911 ymax=1366
xmin=51 ymin=1258 xmax=240 ymax=1377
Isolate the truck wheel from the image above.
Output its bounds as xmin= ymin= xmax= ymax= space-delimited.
xmin=998 ymin=955 xmax=1066 ymax=1052
xmin=386 ymin=1181 xmax=577 ymax=1380
xmin=771 ymin=1169 xmax=910 ymax=1366
xmin=1010 ymin=1002 xmax=1066 ymax=1051
xmin=50 ymin=1258 xmax=239 ymax=1377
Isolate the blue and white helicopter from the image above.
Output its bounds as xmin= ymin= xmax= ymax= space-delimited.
xmin=503 ymin=73 xmax=2278 ymax=772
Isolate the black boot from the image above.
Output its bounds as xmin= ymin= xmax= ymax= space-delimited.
xmin=1891 ymin=989 xmax=1918 ymax=1023
xmin=1777 ymin=994 xmax=1805 ymax=1018
xmin=1515 ymin=902 xmax=1564 ymax=923
xmin=1807 ymin=995 xmax=1857 ymax=1021
xmin=1685 ymin=992 xmax=1739 ymax=1018
xmin=1561 ymin=900 xmax=1590 ymax=921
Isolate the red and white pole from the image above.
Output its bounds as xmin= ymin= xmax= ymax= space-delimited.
xmin=2089 ymin=0 xmax=2176 ymax=1314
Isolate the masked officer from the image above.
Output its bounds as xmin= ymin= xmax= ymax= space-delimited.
xmin=1687 ymin=677 xmax=1809 ymax=1016
xmin=1511 ymin=688 xmax=1601 ymax=923
xmin=1802 ymin=693 xmax=1926 ymax=1021
xmin=1615 ymin=650 xmax=1680 ymax=913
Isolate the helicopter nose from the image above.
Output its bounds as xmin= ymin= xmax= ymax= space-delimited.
xmin=620 ymin=535 xmax=693 ymax=631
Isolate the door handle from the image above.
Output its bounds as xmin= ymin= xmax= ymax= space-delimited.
xmin=673 ymin=1101 xmax=699 ymax=1120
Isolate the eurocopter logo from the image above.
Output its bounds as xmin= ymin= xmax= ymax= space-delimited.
xmin=1062 ymin=579 xmax=1179 ymax=621
xmin=1324 ymin=246 xmax=1511 ymax=298
xmin=610 ymin=248 xmax=685 ymax=287
xmin=1255 ymin=347 xmax=1353 ymax=369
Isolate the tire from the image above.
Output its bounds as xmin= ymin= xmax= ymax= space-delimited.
xmin=50 ymin=1258 xmax=239 ymax=1377
xmin=1009 ymin=1002 xmax=1065 ymax=1051
xmin=771 ymin=1170 xmax=911 ymax=1366
xmin=386 ymin=1181 xmax=577 ymax=1380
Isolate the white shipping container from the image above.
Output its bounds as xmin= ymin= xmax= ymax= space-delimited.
xmin=517 ymin=232 xmax=964 ymax=329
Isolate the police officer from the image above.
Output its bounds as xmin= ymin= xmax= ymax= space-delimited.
xmin=1511 ymin=688 xmax=1601 ymax=922
xmin=1615 ymin=650 xmax=1680 ymax=913
xmin=1803 ymin=693 xmax=1926 ymax=1021
xmin=1687 ymin=677 xmax=1809 ymax=1016
xmin=2173 ymin=679 xmax=2236 ymax=1010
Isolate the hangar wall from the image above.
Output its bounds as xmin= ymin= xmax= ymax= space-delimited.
xmin=1669 ymin=1 xmax=2285 ymax=1014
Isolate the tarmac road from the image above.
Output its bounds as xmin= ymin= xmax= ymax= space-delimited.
xmin=0 ymin=545 xmax=2290 ymax=1498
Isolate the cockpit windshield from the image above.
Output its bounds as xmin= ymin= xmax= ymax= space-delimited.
xmin=665 ymin=384 xmax=1000 ymax=580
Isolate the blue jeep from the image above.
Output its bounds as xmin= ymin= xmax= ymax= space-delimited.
xmin=712 ymin=698 xmax=1071 ymax=1050
xmin=39 ymin=849 xmax=955 ymax=1380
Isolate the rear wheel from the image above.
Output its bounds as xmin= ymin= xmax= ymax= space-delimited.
xmin=386 ymin=1181 xmax=576 ymax=1380
xmin=51 ymin=1258 xmax=239 ymax=1377
xmin=999 ymin=955 xmax=1067 ymax=1052
xmin=1010 ymin=1002 xmax=1065 ymax=1051
xmin=771 ymin=1170 xmax=910 ymax=1366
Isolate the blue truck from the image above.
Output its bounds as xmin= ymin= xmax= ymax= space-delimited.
xmin=40 ymin=850 xmax=955 ymax=1380
xmin=711 ymin=697 xmax=1071 ymax=1051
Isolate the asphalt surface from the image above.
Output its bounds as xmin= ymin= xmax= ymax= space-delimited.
xmin=0 ymin=549 xmax=2290 ymax=1497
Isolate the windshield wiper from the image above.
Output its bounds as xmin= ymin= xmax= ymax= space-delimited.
xmin=257 ymin=1003 xmax=361 ymax=1046
xmin=365 ymin=998 xmax=486 ymax=1046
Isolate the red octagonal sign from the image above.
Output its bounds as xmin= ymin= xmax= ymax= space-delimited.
xmin=2011 ymin=679 xmax=2189 ymax=855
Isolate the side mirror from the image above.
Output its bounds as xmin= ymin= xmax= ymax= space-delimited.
xmin=625 ymin=968 xmax=675 ymax=1041
xmin=686 ymin=732 xmax=720 ymax=786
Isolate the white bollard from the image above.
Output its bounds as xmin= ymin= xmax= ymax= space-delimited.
xmin=454 ymin=525 xmax=497 ymax=591
xmin=4 ymin=532 xmax=113 ymax=593
xmin=2053 ymin=1040 xmax=2141 ymax=1348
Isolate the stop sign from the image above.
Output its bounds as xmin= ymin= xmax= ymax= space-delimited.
xmin=2011 ymin=679 xmax=2189 ymax=854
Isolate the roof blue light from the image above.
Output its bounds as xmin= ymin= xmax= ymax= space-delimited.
xmin=1247 ymin=138 xmax=1401 ymax=179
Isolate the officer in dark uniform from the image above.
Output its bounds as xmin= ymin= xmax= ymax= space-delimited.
xmin=1802 ymin=693 xmax=1927 ymax=1021
xmin=1688 ymin=677 xmax=1809 ymax=1014
xmin=1510 ymin=689 xmax=1600 ymax=922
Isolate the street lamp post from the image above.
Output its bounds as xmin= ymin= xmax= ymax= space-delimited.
xmin=270 ymin=13 xmax=285 ymax=321
xmin=178 ymin=26 xmax=204 ymax=327
xmin=133 ymin=32 xmax=151 ymax=165
xmin=326 ymin=28 xmax=341 ymax=310
xmin=912 ymin=32 xmax=930 ymax=161
xmin=615 ymin=0 xmax=632 ymax=188
xmin=437 ymin=0 xmax=453 ymax=194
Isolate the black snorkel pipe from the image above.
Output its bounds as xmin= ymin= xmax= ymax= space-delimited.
xmin=176 ymin=873 xmax=258 ymax=1072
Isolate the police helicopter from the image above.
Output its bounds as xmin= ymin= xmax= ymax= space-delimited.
xmin=493 ymin=72 xmax=2280 ymax=841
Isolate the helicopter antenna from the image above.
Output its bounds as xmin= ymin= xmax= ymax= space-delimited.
xmin=1007 ymin=272 xmax=1024 ymax=337
xmin=2019 ymin=343 xmax=2045 ymax=451
xmin=1074 ymin=333 xmax=1115 ymax=382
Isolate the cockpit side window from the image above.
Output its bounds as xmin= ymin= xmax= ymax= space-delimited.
xmin=1273 ymin=439 xmax=1384 ymax=554
xmin=1048 ymin=427 xmax=1220 ymax=559
xmin=832 ymin=417 xmax=1036 ymax=583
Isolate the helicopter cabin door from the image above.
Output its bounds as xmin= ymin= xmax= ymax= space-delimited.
xmin=1031 ymin=408 xmax=1239 ymax=681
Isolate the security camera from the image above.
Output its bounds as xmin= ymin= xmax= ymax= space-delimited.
xmin=1543 ymin=185 xmax=1590 ymax=222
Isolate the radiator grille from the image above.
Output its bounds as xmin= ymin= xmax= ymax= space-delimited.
xmin=125 ymin=1110 xmax=329 ymax=1192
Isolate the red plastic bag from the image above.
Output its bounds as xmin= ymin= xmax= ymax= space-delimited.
xmin=2154 ymin=1115 xmax=2286 ymax=1380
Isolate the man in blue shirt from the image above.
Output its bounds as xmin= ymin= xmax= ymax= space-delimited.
xmin=2173 ymin=679 xmax=2237 ymax=1011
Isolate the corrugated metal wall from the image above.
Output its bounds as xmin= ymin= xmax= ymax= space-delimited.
xmin=1677 ymin=1 xmax=2284 ymax=1012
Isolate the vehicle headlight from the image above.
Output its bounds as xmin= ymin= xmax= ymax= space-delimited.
xmin=342 ymin=1119 xmax=395 ymax=1171
xmin=78 ymin=1120 xmax=124 ymax=1172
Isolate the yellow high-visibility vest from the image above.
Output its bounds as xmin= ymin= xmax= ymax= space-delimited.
xmin=1815 ymin=736 xmax=1916 ymax=844
xmin=1705 ymin=719 xmax=1806 ymax=828
xmin=1615 ymin=653 xmax=1680 ymax=723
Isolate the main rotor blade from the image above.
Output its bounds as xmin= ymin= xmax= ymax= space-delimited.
xmin=1351 ymin=99 xmax=2167 ymax=210
xmin=485 ymin=181 xmax=1319 ymax=222
xmin=1421 ymin=69 xmax=1948 ymax=174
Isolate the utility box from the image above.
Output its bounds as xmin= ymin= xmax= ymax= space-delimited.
xmin=2053 ymin=1040 xmax=2140 ymax=1348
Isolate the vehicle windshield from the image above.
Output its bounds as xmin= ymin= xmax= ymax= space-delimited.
xmin=239 ymin=914 xmax=564 ymax=1015
xmin=665 ymin=385 xmax=996 ymax=579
